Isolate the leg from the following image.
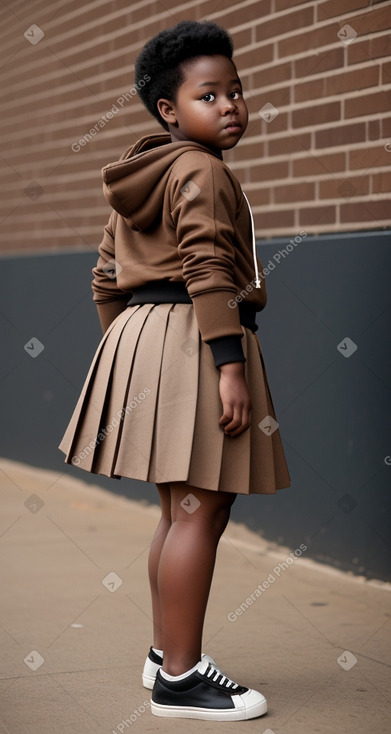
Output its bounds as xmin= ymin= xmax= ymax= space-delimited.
xmin=158 ymin=482 xmax=236 ymax=676
xmin=148 ymin=482 xmax=172 ymax=651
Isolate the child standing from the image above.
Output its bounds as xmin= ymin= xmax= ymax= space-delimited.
xmin=59 ymin=20 xmax=290 ymax=721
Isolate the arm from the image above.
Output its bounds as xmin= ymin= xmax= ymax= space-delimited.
xmin=91 ymin=211 xmax=130 ymax=333
xmin=170 ymin=153 xmax=244 ymax=350
xmin=170 ymin=153 xmax=251 ymax=435
xmin=218 ymin=362 xmax=252 ymax=437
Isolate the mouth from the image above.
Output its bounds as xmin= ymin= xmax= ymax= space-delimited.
xmin=224 ymin=121 xmax=242 ymax=132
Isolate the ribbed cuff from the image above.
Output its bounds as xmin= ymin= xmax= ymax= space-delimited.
xmin=207 ymin=335 xmax=245 ymax=367
xmin=190 ymin=290 xmax=243 ymax=342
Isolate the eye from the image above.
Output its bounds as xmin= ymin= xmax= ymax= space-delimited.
xmin=231 ymin=90 xmax=243 ymax=99
xmin=201 ymin=93 xmax=215 ymax=102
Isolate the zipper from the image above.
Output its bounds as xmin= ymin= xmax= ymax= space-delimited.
xmin=242 ymin=191 xmax=261 ymax=288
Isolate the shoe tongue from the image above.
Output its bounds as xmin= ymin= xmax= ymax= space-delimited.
xmin=197 ymin=658 xmax=211 ymax=675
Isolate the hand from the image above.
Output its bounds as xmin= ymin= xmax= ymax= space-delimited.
xmin=218 ymin=362 xmax=252 ymax=437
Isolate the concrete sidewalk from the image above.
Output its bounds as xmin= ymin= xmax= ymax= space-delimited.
xmin=0 ymin=458 xmax=390 ymax=734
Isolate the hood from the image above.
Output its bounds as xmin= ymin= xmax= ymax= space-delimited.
xmin=101 ymin=133 xmax=222 ymax=231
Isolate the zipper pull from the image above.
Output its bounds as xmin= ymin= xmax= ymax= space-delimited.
xmin=242 ymin=191 xmax=261 ymax=288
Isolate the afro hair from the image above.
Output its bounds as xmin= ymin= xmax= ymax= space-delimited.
xmin=134 ymin=20 xmax=234 ymax=132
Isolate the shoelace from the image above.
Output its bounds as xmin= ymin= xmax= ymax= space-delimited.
xmin=205 ymin=664 xmax=239 ymax=690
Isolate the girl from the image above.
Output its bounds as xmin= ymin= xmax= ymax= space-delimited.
xmin=59 ymin=19 xmax=291 ymax=721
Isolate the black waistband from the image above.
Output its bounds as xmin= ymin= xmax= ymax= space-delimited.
xmin=127 ymin=281 xmax=258 ymax=333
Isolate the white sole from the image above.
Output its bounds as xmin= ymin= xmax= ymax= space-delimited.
xmin=142 ymin=673 xmax=156 ymax=689
xmin=150 ymin=698 xmax=267 ymax=720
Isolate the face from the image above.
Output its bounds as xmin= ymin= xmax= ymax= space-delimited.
xmin=157 ymin=54 xmax=248 ymax=156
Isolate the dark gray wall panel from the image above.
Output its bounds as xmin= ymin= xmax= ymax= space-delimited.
xmin=1 ymin=230 xmax=390 ymax=581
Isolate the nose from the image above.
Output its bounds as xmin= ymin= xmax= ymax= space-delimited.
xmin=221 ymin=98 xmax=238 ymax=115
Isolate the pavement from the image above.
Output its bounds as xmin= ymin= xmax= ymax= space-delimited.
xmin=0 ymin=457 xmax=390 ymax=734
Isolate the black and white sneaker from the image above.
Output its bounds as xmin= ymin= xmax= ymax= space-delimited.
xmin=142 ymin=646 xmax=217 ymax=689
xmin=150 ymin=658 xmax=267 ymax=720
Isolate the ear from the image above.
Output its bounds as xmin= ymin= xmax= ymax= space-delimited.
xmin=157 ymin=98 xmax=177 ymax=126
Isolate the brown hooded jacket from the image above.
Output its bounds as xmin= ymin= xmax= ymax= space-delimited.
xmin=92 ymin=132 xmax=267 ymax=363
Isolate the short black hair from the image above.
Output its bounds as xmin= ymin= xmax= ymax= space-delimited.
xmin=134 ymin=20 xmax=234 ymax=132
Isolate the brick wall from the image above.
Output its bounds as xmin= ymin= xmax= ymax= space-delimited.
xmin=0 ymin=0 xmax=390 ymax=253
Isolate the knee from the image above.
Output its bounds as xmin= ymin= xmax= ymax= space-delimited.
xmin=169 ymin=484 xmax=236 ymax=537
xmin=211 ymin=495 xmax=236 ymax=538
xmin=156 ymin=482 xmax=172 ymax=522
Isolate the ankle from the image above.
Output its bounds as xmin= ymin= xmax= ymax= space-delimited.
xmin=162 ymin=655 xmax=200 ymax=677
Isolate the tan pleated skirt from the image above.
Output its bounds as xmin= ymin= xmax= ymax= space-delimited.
xmin=58 ymin=303 xmax=291 ymax=495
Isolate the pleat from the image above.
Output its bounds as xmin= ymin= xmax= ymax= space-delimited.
xmin=247 ymin=331 xmax=291 ymax=492
xmin=147 ymin=303 xmax=200 ymax=483
xmin=58 ymin=307 xmax=138 ymax=465
xmin=186 ymin=338 xmax=223 ymax=491
xmin=59 ymin=302 xmax=291 ymax=495
xmin=91 ymin=304 xmax=156 ymax=477
xmin=114 ymin=303 xmax=174 ymax=480
xmin=217 ymin=332 xmax=251 ymax=494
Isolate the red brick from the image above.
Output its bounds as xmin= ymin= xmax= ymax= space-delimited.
xmin=131 ymin=5 xmax=169 ymax=24
xmin=214 ymin=0 xmax=272 ymax=28
xmin=238 ymin=71 xmax=252 ymax=91
xmin=349 ymin=145 xmax=391 ymax=170
xmin=382 ymin=60 xmax=391 ymax=85
xmin=278 ymin=22 xmax=338 ymax=58
xmin=295 ymin=77 xmax=323 ymax=103
xmin=382 ymin=117 xmax=391 ymax=137
xmin=236 ymin=44 xmax=274 ymax=70
xmin=245 ymin=111 xmax=289 ymax=138
xmin=293 ymin=152 xmax=346 ymax=177
xmin=299 ymin=205 xmax=336 ymax=226
xmin=315 ymin=122 xmax=366 ymax=148
xmin=340 ymin=199 xmax=391 ymax=224
xmin=371 ymin=33 xmax=391 ymax=60
xmin=227 ymin=138 xmax=265 ymax=160
xmin=244 ymin=188 xmax=271 ymax=206
xmin=274 ymin=181 xmax=315 ymax=203
xmin=269 ymin=132 xmax=311 ymax=157
xmin=252 ymin=61 xmax=292 ymax=88
xmin=250 ymin=84 xmax=292 ymax=111
xmin=317 ymin=0 xmax=370 ymax=21
xmin=255 ymin=111 xmax=289 ymax=134
xmin=231 ymin=27 xmax=253 ymax=49
xmin=319 ymin=175 xmax=370 ymax=199
xmin=42 ymin=7 xmax=111 ymax=39
xmin=249 ymin=160 xmax=289 ymax=182
xmin=51 ymin=24 xmax=124 ymax=56
xmin=345 ymin=90 xmax=391 ymax=119
xmin=294 ymin=47 xmax=344 ymax=79
xmin=347 ymin=5 xmax=391 ymax=35
xmin=368 ymin=119 xmax=381 ymax=140
xmin=292 ymin=101 xmax=341 ymax=128
xmin=1 ymin=0 xmax=390 ymax=253
xmin=256 ymin=6 xmax=314 ymax=43
xmin=325 ymin=65 xmax=379 ymax=96
xmin=347 ymin=39 xmax=372 ymax=65
xmin=275 ymin=0 xmax=309 ymax=10
xmin=372 ymin=171 xmax=391 ymax=194
xmin=255 ymin=209 xmax=295 ymax=230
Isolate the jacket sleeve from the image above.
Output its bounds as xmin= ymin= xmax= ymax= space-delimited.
xmin=91 ymin=211 xmax=130 ymax=333
xmin=169 ymin=152 xmax=245 ymax=363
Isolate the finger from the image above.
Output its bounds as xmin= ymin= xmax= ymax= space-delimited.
xmin=230 ymin=419 xmax=250 ymax=437
xmin=219 ymin=407 xmax=233 ymax=426
xmin=242 ymin=405 xmax=251 ymax=431
xmin=223 ymin=405 xmax=243 ymax=434
xmin=226 ymin=403 xmax=252 ymax=437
